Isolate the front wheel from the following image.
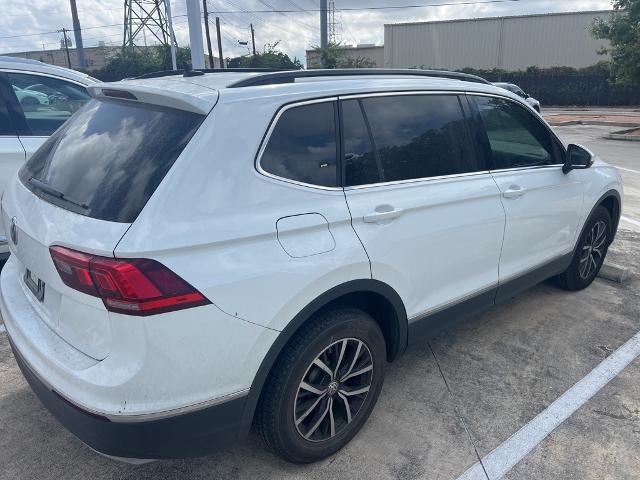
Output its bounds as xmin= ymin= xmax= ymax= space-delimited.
xmin=556 ymin=205 xmax=612 ymax=291
xmin=256 ymin=308 xmax=386 ymax=463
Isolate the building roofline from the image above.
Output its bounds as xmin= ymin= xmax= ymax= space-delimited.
xmin=305 ymin=45 xmax=383 ymax=54
xmin=384 ymin=9 xmax=614 ymax=28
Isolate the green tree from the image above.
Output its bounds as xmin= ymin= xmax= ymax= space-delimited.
xmin=92 ymin=45 xmax=194 ymax=81
xmin=227 ymin=42 xmax=302 ymax=69
xmin=310 ymin=42 xmax=377 ymax=69
xmin=592 ymin=1 xmax=640 ymax=85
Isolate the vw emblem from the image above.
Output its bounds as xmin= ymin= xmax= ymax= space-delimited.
xmin=10 ymin=217 xmax=18 ymax=246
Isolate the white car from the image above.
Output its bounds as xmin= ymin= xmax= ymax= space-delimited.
xmin=493 ymin=82 xmax=541 ymax=112
xmin=0 ymin=56 xmax=95 ymax=261
xmin=12 ymin=84 xmax=50 ymax=106
xmin=0 ymin=69 xmax=622 ymax=463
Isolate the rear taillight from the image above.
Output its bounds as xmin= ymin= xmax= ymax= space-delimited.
xmin=50 ymin=246 xmax=210 ymax=316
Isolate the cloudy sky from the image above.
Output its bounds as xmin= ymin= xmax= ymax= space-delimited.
xmin=1 ymin=0 xmax=612 ymax=63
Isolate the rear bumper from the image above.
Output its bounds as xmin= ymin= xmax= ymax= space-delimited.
xmin=9 ymin=335 xmax=247 ymax=459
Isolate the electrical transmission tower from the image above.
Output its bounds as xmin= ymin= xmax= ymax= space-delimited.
xmin=328 ymin=1 xmax=339 ymax=44
xmin=123 ymin=0 xmax=175 ymax=51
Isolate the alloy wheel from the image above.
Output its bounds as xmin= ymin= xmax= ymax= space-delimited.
xmin=293 ymin=338 xmax=374 ymax=442
xmin=579 ymin=220 xmax=607 ymax=280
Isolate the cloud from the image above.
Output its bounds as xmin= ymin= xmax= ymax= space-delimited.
xmin=0 ymin=0 xmax=612 ymax=64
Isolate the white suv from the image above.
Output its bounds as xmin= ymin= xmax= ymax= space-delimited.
xmin=0 ymin=69 xmax=622 ymax=463
xmin=0 ymin=56 xmax=95 ymax=260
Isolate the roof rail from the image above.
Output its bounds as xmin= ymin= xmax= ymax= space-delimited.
xmin=132 ymin=67 xmax=289 ymax=80
xmin=226 ymin=69 xmax=491 ymax=88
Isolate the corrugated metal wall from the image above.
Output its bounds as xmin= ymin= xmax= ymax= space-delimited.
xmin=384 ymin=11 xmax=611 ymax=70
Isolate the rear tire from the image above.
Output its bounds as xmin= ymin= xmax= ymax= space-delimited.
xmin=556 ymin=205 xmax=612 ymax=291
xmin=256 ymin=308 xmax=386 ymax=463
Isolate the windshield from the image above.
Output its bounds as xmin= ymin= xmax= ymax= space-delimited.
xmin=20 ymin=98 xmax=205 ymax=223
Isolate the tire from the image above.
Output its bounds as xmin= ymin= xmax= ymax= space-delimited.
xmin=556 ymin=205 xmax=612 ymax=291
xmin=256 ymin=308 xmax=386 ymax=463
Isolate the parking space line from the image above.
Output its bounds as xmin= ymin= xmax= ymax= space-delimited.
xmin=456 ymin=329 xmax=640 ymax=480
xmin=615 ymin=166 xmax=640 ymax=174
xmin=621 ymin=216 xmax=640 ymax=229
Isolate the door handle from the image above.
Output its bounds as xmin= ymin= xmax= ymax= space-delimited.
xmin=503 ymin=186 xmax=526 ymax=199
xmin=363 ymin=206 xmax=404 ymax=223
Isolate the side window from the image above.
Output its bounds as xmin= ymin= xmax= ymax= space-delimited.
xmin=0 ymin=74 xmax=16 ymax=135
xmin=342 ymin=99 xmax=380 ymax=186
xmin=6 ymin=72 xmax=90 ymax=136
xmin=344 ymin=94 xmax=481 ymax=185
xmin=474 ymin=96 xmax=561 ymax=169
xmin=261 ymin=101 xmax=338 ymax=187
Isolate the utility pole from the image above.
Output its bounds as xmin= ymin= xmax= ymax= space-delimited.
xmin=320 ymin=0 xmax=328 ymax=49
xmin=250 ymin=23 xmax=256 ymax=56
xmin=186 ymin=0 xmax=205 ymax=69
xmin=165 ymin=0 xmax=177 ymax=70
xmin=59 ymin=28 xmax=72 ymax=68
xmin=202 ymin=0 xmax=214 ymax=68
xmin=69 ymin=0 xmax=85 ymax=68
xmin=215 ymin=17 xmax=224 ymax=69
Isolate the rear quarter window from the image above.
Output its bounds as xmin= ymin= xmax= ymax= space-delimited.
xmin=260 ymin=101 xmax=338 ymax=188
xmin=20 ymin=98 xmax=204 ymax=223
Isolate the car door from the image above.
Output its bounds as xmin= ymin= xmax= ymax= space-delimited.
xmin=469 ymin=94 xmax=583 ymax=300
xmin=0 ymin=73 xmax=26 ymax=249
xmin=341 ymin=93 xmax=506 ymax=339
xmin=4 ymin=71 xmax=90 ymax=158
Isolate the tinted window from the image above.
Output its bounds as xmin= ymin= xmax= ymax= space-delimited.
xmin=20 ymin=98 xmax=204 ymax=223
xmin=475 ymin=96 xmax=561 ymax=169
xmin=347 ymin=95 xmax=479 ymax=184
xmin=0 ymin=78 xmax=14 ymax=135
xmin=261 ymin=102 xmax=337 ymax=187
xmin=7 ymin=73 xmax=90 ymax=136
xmin=342 ymin=99 xmax=380 ymax=186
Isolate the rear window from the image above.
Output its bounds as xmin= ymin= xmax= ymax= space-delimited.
xmin=20 ymin=98 xmax=204 ymax=223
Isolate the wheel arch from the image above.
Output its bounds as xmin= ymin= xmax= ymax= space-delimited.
xmin=238 ymin=279 xmax=408 ymax=437
xmin=575 ymin=189 xmax=621 ymax=256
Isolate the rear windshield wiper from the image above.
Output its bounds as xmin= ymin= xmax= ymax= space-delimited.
xmin=28 ymin=177 xmax=89 ymax=211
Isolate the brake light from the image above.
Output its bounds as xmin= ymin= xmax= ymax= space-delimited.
xmin=50 ymin=246 xmax=210 ymax=316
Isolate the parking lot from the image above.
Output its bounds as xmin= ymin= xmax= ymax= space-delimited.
xmin=1 ymin=121 xmax=639 ymax=480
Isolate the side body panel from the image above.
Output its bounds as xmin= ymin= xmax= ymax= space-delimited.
xmin=115 ymin=92 xmax=371 ymax=333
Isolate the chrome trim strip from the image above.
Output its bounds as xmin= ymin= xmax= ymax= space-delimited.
xmin=496 ymin=251 xmax=572 ymax=285
xmin=344 ymin=169 xmax=493 ymax=191
xmin=105 ymin=389 xmax=250 ymax=423
xmin=0 ymin=68 xmax=90 ymax=88
xmin=489 ymin=164 xmax=563 ymax=174
xmin=255 ymin=96 xmax=343 ymax=192
xmin=408 ymin=283 xmax=497 ymax=323
xmin=339 ymin=90 xmax=463 ymax=100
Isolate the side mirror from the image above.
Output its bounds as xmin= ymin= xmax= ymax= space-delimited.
xmin=563 ymin=144 xmax=594 ymax=174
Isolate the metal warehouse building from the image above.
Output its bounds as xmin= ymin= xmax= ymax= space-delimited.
xmin=384 ymin=10 xmax=611 ymax=70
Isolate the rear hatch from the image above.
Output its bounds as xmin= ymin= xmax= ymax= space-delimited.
xmin=2 ymin=84 xmax=210 ymax=360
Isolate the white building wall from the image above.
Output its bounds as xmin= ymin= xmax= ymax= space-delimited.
xmin=385 ymin=11 xmax=611 ymax=70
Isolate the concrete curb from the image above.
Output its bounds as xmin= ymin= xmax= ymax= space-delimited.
xmin=598 ymin=263 xmax=629 ymax=283
xmin=547 ymin=120 xmax=640 ymax=128
xmin=605 ymin=127 xmax=640 ymax=142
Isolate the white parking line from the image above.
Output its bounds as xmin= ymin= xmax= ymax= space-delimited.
xmin=616 ymin=166 xmax=640 ymax=174
xmin=621 ymin=216 xmax=640 ymax=228
xmin=456 ymin=329 xmax=640 ymax=480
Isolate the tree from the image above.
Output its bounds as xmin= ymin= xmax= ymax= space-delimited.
xmin=227 ymin=42 xmax=302 ymax=69
xmin=310 ymin=42 xmax=377 ymax=69
xmin=91 ymin=45 xmax=193 ymax=81
xmin=591 ymin=1 xmax=640 ymax=85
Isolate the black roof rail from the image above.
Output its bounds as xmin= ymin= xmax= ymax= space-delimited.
xmin=226 ymin=68 xmax=492 ymax=88
xmin=131 ymin=67 xmax=290 ymax=80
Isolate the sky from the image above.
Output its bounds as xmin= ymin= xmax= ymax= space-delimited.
xmin=0 ymin=0 xmax=613 ymax=63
